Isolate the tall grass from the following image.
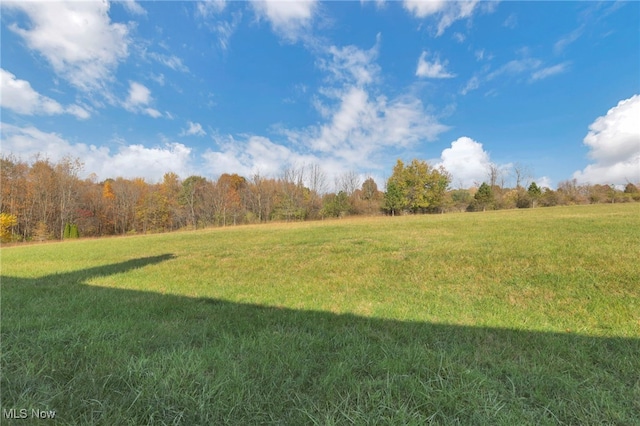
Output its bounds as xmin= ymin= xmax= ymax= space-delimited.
xmin=1 ymin=204 xmax=639 ymax=424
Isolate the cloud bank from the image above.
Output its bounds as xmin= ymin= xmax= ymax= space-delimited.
xmin=573 ymin=95 xmax=640 ymax=185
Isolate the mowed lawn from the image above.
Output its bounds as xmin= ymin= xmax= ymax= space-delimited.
xmin=1 ymin=204 xmax=639 ymax=424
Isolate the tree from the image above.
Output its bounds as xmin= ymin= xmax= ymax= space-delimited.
xmin=214 ymin=173 xmax=247 ymax=225
xmin=512 ymin=163 xmax=532 ymax=189
xmin=360 ymin=177 xmax=382 ymax=215
xmin=0 ymin=213 xmax=18 ymax=243
xmin=181 ymin=176 xmax=208 ymax=229
xmin=487 ymin=163 xmax=501 ymax=189
xmin=383 ymin=180 xmax=405 ymax=216
xmin=527 ymin=182 xmax=542 ymax=208
xmin=160 ymin=172 xmax=184 ymax=230
xmin=384 ymin=159 xmax=451 ymax=214
xmin=624 ymin=183 xmax=638 ymax=194
xmin=55 ymin=156 xmax=83 ymax=239
xmin=474 ymin=182 xmax=493 ymax=212
xmin=321 ymin=191 xmax=350 ymax=218
xmin=623 ymin=182 xmax=640 ymax=201
xmin=449 ymin=189 xmax=472 ymax=212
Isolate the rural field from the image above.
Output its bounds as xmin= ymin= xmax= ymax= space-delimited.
xmin=1 ymin=203 xmax=639 ymax=425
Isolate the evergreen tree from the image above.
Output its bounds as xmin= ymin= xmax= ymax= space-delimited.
xmin=527 ymin=182 xmax=542 ymax=208
xmin=64 ymin=223 xmax=71 ymax=239
xmin=70 ymin=224 xmax=79 ymax=238
xmin=383 ymin=181 xmax=405 ymax=216
xmin=474 ymin=182 xmax=494 ymax=212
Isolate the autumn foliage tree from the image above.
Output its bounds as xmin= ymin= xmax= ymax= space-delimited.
xmin=1 ymin=153 xmax=637 ymax=242
xmin=384 ymin=159 xmax=451 ymax=214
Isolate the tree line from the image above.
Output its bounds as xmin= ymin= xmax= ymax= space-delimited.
xmin=1 ymin=155 xmax=638 ymax=243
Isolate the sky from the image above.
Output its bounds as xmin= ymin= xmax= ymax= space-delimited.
xmin=1 ymin=0 xmax=639 ymax=190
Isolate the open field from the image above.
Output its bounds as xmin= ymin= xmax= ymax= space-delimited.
xmin=1 ymin=204 xmax=639 ymax=424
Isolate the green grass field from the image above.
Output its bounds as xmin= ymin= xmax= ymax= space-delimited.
xmin=1 ymin=204 xmax=639 ymax=424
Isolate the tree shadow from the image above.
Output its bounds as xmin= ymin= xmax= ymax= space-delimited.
xmin=1 ymin=256 xmax=639 ymax=424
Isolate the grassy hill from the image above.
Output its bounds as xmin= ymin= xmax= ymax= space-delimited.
xmin=2 ymin=204 xmax=639 ymax=424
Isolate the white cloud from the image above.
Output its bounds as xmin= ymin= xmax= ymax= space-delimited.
xmin=486 ymin=58 xmax=542 ymax=81
xmin=0 ymin=68 xmax=89 ymax=119
xmin=530 ymin=62 xmax=570 ymax=82
xmin=415 ymin=51 xmax=455 ymax=79
xmin=195 ymin=1 xmax=241 ymax=51
xmin=452 ymin=32 xmax=465 ymax=43
xmin=203 ymin=134 xmax=321 ymax=179
xmin=123 ymin=81 xmax=164 ymax=118
xmin=536 ymin=176 xmax=553 ymax=190
xmin=213 ymin=14 xmax=242 ymax=51
xmin=148 ymin=53 xmax=189 ymax=73
xmin=319 ymin=38 xmax=381 ymax=87
xmin=554 ymin=25 xmax=584 ymax=54
xmin=460 ymin=76 xmax=479 ymax=95
xmin=203 ymin=86 xmax=448 ymax=183
xmin=204 ymin=38 xmax=449 ymax=181
xmin=0 ymin=123 xmax=194 ymax=182
xmin=66 ymin=104 xmax=91 ymax=120
xmin=181 ymin=121 xmax=207 ymax=137
xmin=467 ymin=56 xmax=566 ymax=93
xmin=436 ymin=137 xmax=492 ymax=188
xmin=4 ymin=1 xmax=130 ymax=92
xmin=196 ymin=0 xmax=226 ymax=17
xmin=573 ymin=95 xmax=640 ymax=185
xmin=403 ymin=0 xmax=480 ymax=36
xmin=503 ymin=13 xmax=517 ymax=29
xmin=126 ymin=82 xmax=151 ymax=106
xmin=403 ymin=0 xmax=447 ymax=18
xmin=251 ymin=0 xmax=317 ymax=42
xmin=284 ymin=85 xmax=448 ymax=169
xmin=144 ymin=108 xmax=163 ymax=119
xmin=119 ymin=0 xmax=146 ymax=16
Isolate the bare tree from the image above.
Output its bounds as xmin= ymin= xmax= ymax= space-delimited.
xmin=306 ymin=163 xmax=328 ymax=195
xmin=487 ymin=163 xmax=500 ymax=189
xmin=512 ymin=163 xmax=532 ymax=189
xmin=336 ymin=170 xmax=361 ymax=196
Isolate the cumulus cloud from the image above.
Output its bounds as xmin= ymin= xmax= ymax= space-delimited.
xmin=181 ymin=121 xmax=207 ymax=137
xmin=1 ymin=69 xmax=90 ymax=119
xmin=415 ymin=51 xmax=455 ymax=79
xmin=251 ymin=0 xmax=317 ymax=41
xmin=122 ymin=81 xmax=163 ymax=118
xmin=4 ymin=1 xmax=130 ymax=92
xmin=403 ymin=0 xmax=481 ymax=36
xmin=573 ymin=95 xmax=640 ymax=185
xmin=0 ymin=123 xmax=194 ymax=182
xmin=435 ymin=137 xmax=492 ymax=188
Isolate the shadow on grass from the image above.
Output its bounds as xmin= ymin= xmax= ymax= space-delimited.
xmin=1 ymin=255 xmax=639 ymax=425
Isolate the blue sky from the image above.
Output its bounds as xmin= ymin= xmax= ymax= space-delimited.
xmin=1 ymin=0 xmax=639 ymax=190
